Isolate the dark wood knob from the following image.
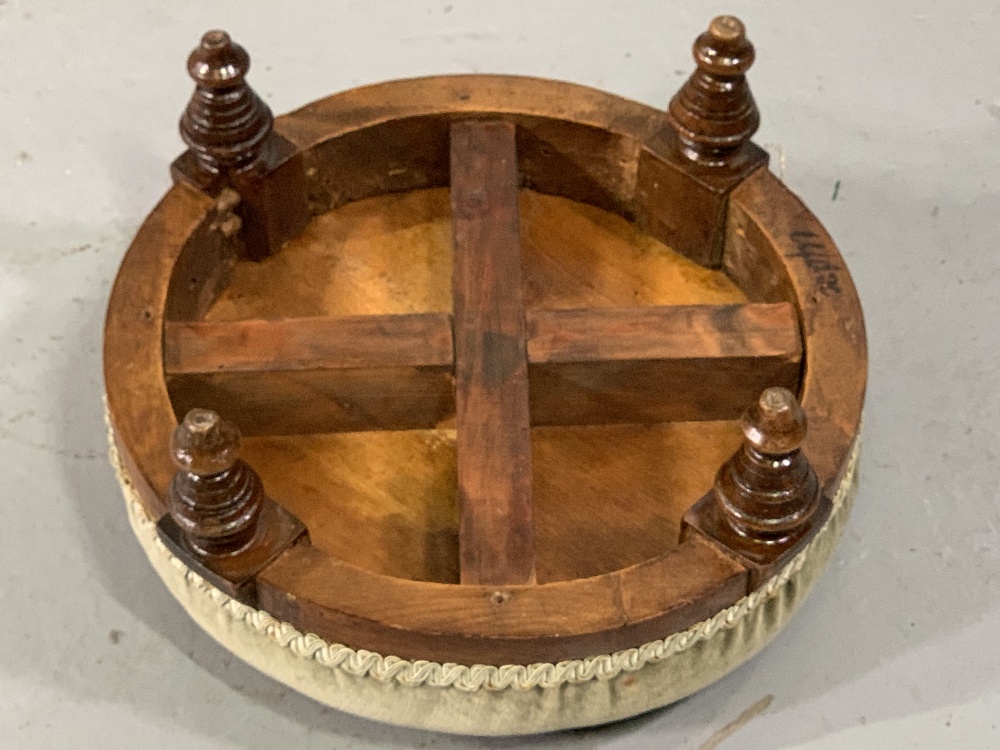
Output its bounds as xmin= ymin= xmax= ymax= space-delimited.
xmin=741 ymin=385 xmax=808 ymax=455
xmin=667 ymin=15 xmax=760 ymax=166
xmin=714 ymin=387 xmax=820 ymax=543
xmin=168 ymin=408 xmax=264 ymax=556
xmin=179 ymin=30 xmax=274 ymax=176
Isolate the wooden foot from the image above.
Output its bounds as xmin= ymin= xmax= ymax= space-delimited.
xmin=156 ymin=408 xmax=307 ymax=603
xmin=636 ymin=15 xmax=768 ymax=267
xmin=171 ymin=30 xmax=308 ymax=260
xmin=682 ymin=387 xmax=831 ymax=590
xmin=668 ymin=15 xmax=760 ymax=166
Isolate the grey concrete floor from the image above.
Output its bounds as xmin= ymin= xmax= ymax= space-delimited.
xmin=1 ymin=1 xmax=997 ymax=747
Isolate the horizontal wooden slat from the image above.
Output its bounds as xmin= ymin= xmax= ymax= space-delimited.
xmin=527 ymin=302 xmax=802 ymax=425
xmin=163 ymin=302 xmax=801 ymax=433
xmin=164 ymin=313 xmax=455 ymax=436
xmin=527 ymin=303 xmax=799 ymax=363
xmin=164 ymin=313 xmax=453 ymax=373
xmin=166 ymin=366 xmax=455 ymax=437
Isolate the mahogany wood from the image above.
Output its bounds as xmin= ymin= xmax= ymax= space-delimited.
xmin=163 ymin=313 xmax=454 ymax=373
xmin=157 ymin=408 xmax=307 ymax=603
xmin=724 ymin=168 xmax=867 ymax=488
xmin=179 ymin=31 xmax=273 ymax=175
xmin=636 ymin=16 xmax=767 ymax=268
xmin=227 ymin=141 xmax=310 ymax=262
xmin=168 ymin=408 xmax=263 ymax=556
xmin=162 ymin=302 xmax=798 ymax=433
xmin=164 ymin=314 xmax=454 ymax=437
xmin=163 ymin=189 xmax=241 ymax=322
xmin=234 ymin=420 xmax=743 ymax=586
xmin=256 ymin=533 xmax=747 ymax=665
xmin=527 ymin=303 xmax=801 ymax=426
xmin=450 ymin=120 xmax=535 ymax=585
xmin=105 ymin=54 xmax=867 ymax=665
xmin=166 ymin=367 xmax=455 ymax=436
xmin=107 ymin=184 xmax=214 ymax=518
xmin=667 ymin=16 xmax=760 ymax=167
xmin=683 ymin=387 xmax=829 ymax=590
xmin=172 ymin=30 xmax=308 ymax=260
xmin=201 ymin=188 xmax=751 ymax=587
xmin=516 ymin=118 xmax=643 ymax=219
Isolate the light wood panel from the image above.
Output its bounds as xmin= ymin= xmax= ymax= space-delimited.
xmin=201 ymin=188 xmax=758 ymax=583
xmin=204 ymin=188 xmax=749 ymax=321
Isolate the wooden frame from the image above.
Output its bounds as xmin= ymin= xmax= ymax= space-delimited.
xmin=105 ymin=73 xmax=866 ymax=666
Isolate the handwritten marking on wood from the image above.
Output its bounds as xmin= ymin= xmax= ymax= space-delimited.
xmin=789 ymin=229 xmax=841 ymax=296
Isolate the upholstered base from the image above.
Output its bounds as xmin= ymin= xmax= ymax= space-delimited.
xmin=109 ymin=426 xmax=860 ymax=736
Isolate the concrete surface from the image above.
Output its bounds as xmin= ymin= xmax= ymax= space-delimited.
xmin=0 ymin=1 xmax=997 ymax=747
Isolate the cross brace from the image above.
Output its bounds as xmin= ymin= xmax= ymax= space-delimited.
xmin=162 ymin=120 xmax=802 ymax=584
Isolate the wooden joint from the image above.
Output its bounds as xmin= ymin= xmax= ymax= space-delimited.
xmin=636 ymin=15 xmax=767 ymax=267
xmin=156 ymin=408 xmax=308 ymax=604
xmin=681 ymin=387 xmax=832 ymax=590
xmin=170 ymin=30 xmax=308 ymax=260
xmin=635 ymin=131 xmax=767 ymax=268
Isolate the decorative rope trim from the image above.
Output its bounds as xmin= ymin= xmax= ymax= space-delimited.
xmin=107 ymin=406 xmax=860 ymax=693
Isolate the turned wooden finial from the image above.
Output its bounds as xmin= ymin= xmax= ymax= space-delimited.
xmin=168 ymin=408 xmax=264 ymax=556
xmin=715 ymin=387 xmax=820 ymax=543
xmin=180 ymin=30 xmax=274 ymax=176
xmin=667 ymin=15 xmax=760 ymax=166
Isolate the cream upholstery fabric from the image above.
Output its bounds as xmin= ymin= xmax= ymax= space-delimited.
xmin=110 ymin=431 xmax=860 ymax=735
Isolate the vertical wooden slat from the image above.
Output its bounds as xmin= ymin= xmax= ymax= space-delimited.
xmin=450 ymin=120 xmax=536 ymax=585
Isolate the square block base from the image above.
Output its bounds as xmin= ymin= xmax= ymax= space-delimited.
xmin=157 ymin=498 xmax=308 ymax=605
xmin=681 ymin=491 xmax=832 ymax=591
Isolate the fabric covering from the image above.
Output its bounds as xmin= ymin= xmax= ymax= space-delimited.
xmin=109 ymin=427 xmax=860 ymax=735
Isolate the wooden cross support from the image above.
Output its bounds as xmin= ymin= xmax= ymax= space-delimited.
xmin=165 ymin=303 xmax=801 ymax=433
xmin=145 ymin=17 xmax=816 ymax=589
xmin=161 ymin=118 xmax=803 ymax=587
xmin=450 ymin=121 xmax=536 ymax=584
xmin=103 ymin=14 xmax=870 ymax=669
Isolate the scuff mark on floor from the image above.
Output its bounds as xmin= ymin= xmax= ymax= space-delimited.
xmin=698 ymin=694 xmax=774 ymax=750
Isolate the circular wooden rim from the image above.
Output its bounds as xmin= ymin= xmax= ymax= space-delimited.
xmin=104 ymin=75 xmax=867 ymax=665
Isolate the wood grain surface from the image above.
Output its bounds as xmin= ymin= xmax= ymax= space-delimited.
xmin=449 ymin=120 xmax=535 ymax=585
xmin=104 ymin=75 xmax=864 ymax=664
